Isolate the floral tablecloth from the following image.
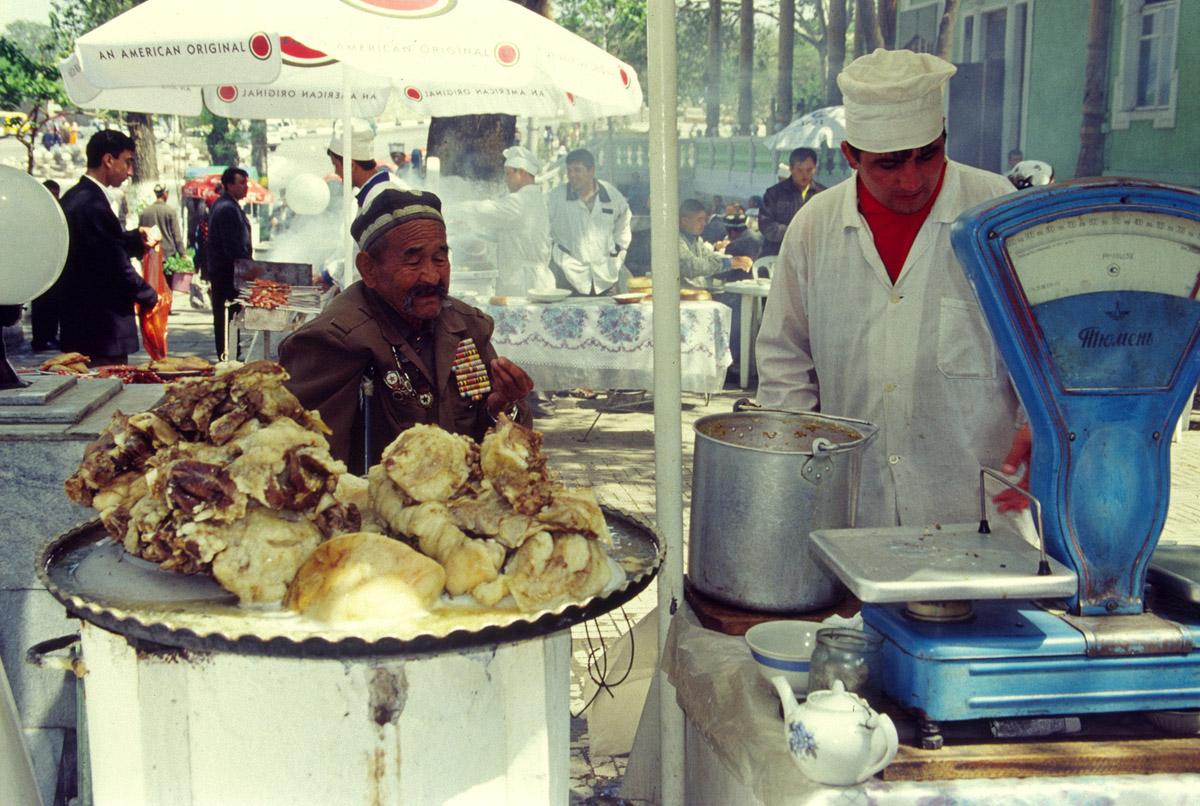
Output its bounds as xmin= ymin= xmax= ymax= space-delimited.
xmin=483 ymin=299 xmax=732 ymax=393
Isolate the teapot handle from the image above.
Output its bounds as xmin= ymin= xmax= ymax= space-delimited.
xmin=862 ymin=713 xmax=899 ymax=780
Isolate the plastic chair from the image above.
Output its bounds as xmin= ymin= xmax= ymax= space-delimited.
xmin=752 ymin=255 xmax=776 ymax=279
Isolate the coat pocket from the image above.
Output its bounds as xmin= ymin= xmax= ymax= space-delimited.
xmin=937 ymin=298 xmax=997 ymax=379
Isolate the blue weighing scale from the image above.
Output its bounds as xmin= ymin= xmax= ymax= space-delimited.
xmin=809 ymin=179 xmax=1200 ymax=744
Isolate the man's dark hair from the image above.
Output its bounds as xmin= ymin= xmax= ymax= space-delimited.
xmin=85 ymin=129 xmax=135 ymax=169
xmin=789 ymin=147 xmax=818 ymax=167
xmin=42 ymin=179 xmax=60 ymax=196
xmin=1008 ymin=148 xmax=1023 ymax=160
xmin=845 ymin=128 xmax=948 ymax=162
xmin=565 ymin=148 xmax=594 ymax=170
xmin=221 ymin=166 xmax=249 ymax=188
xmin=680 ymin=198 xmax=707 ymax=217
xmin=326 ymin=148 xmax=377 ymax=172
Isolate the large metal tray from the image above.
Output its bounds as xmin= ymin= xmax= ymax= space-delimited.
xmin=37 ymin=508 xmax=661 ymax=659
xmin=1150 ymin=544 xmax=1200 ymax=604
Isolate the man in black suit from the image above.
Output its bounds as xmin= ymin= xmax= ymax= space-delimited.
xmin=206 ymin=167 xmax=252 ymax=359
xmin=57 ymin=130 xmax=158 ymax=366
xmin=757 ymin=146 xmax=826 ymax=258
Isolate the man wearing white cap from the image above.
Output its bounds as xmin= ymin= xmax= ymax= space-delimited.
xmin=324 ymin=119 xmax=410 ymax=290
xmin=755 ymin=48 xmax=1027 ymax=529
xmin=453 ymin=146 xmax=554 ymax=296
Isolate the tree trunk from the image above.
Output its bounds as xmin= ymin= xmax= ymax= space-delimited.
xmin=776 ymin=0 xmax=795 ymax=129
xmin=824 ymin=0 xmax=848 ymax=106
xmin=705 ymin=0 xmax=722 ymax=136
xmin=934 ymin=0 xmax=961 ymax=61
xmin=877 ymin=0 xmax=897 ymax=48
xmin=855 ymin=0 xmax=884 ymax=56
xmin=126 ymin=112 xmax=158 ymax=184
xmin=1075 ymin=0 xmax=1111 ymax=178
xmin=426 ymin=0 xmax=546 ymax=180
xmin=737 ymin=0 xmax=755 ymax=135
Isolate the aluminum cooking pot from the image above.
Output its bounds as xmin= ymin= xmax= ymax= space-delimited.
xmin=688 ymin=402 xmax=878 ymax=612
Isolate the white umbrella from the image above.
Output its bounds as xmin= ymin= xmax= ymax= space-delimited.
xmin=59 ymin=0 xmax=642 ymax=120
xmin=765 ymin=105 xmax=846 ymax=151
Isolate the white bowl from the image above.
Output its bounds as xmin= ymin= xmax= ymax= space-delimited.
xmin=527 ymin=288 xmax=571 ymax=303
xmin=745 ymin=620 xmax=821 ymax=695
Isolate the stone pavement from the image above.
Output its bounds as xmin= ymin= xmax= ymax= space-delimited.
xmin=11 ymin=294 xmax=1200 ymax=805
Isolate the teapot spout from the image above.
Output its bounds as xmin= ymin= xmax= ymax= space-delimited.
xmin=770 ymin=675 xmax=797 ymax=717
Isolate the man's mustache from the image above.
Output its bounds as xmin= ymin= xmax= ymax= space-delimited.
xmin=402 ymin=282 xmax=448 ymax=315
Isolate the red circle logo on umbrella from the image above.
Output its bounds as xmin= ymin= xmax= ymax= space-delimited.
xmin=619 ymin=67 xmax=630 ymax=88
xmin=404 ymin=87 xmax=423 ymax=102
xmin=217 ymin=86 xmax=238 ymax=103
xmin=495 ymin=42 xmax=519 ymax=67
xmin=281 ymin=36 xmax=335 ymax=67
xmin=249 ymin=33 xmax=273 ymax=60
xmin=340 ymin=0 xmax=455 ymax=18
xmin=566 ymin=92 xmax=575 ymax=105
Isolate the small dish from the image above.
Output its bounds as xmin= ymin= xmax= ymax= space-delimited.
xmin=527 ymin=288 xmax=571 ymax=303
xmin=745 ymin=620 xmax=821 ymax=695
xmin=1147 ymin=709 xmax=1200 ymax=735
xmin=614 ymin=293 xmax=645 ymax=305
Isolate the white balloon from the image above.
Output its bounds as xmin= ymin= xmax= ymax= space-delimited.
xmin=268 ymin=155 xmax=298 ymax=192
xmin=287 ymin=173 xmax=330 ymax=216
xmin=0 ymin=166 xmax=68 ymax=305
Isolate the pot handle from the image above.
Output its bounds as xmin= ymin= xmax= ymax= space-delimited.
xmin=25 ymin=634 xmax=86 ymax=678
xmin=862 ymin=712 xmax=899 ymax=781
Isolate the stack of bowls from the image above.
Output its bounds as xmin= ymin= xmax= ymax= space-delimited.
xmin=745 ymin=620 xmax=821 ymax=696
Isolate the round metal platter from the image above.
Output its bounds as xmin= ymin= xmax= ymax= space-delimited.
xmin=37 ymin=508 xmax=662 ymax=659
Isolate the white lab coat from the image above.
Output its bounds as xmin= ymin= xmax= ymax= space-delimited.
xmin=755 ymin=160 xmax=1022 ymax=528
xmin=547 ymin=179 xmax=632 ymax=295
xmin=459 ymin=183 xmax=554 ymax=295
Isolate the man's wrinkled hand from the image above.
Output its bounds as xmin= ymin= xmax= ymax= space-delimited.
xmin=730 ymin=255 xmax=753 ymax=272
xmin=994 ymin=424 xmax=1032 ymax=513
xmin=487 ymin=357 xmax=534 ymax=417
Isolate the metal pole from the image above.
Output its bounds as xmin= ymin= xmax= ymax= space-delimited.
xmin=342 ymin=73 xmax=355 ymax=277
xmin=646 ymin=0 xmax=685 ymax=802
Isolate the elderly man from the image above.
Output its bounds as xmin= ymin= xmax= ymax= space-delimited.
xmin=279 ymin=189 xmax=534 ymax=472
xmin=547 ymin=148 xmax=631 ymax=296
xmin=139 ymin=183 xmax=185 ymax=262
xmin=453 ymin=146 xmax=553 ymax=296
xmin=207 ymin=166 xmax=252 ymax=359
xmin=56 ymin=130 xmax=158 ymax=366
xmin=755 ymin=48 xmax=1026 ymax=528
xmin=758 ymin=147 xmax=826 ymax=258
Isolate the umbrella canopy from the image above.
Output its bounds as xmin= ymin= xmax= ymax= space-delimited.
xmin=765 ymin=106 xmax=846 ymax=151
xmin=58 ymin=0 xmax=642 ymax=120
xmin=181 ymin=174 xmax=273 ymax=205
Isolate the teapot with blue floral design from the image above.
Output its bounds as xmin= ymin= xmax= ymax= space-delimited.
xmin=771 ymin=675 xmax=899 ymax=786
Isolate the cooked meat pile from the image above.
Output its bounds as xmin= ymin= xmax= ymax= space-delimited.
xmin=66 ymin=362 xmax=614 ymax=618
xmin=65 ymin=361 xmax=362 ymax=603
xmin=367 ymin=416 xmax=612 ymax=612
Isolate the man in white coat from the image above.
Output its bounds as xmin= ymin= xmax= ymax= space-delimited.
xmin=755 ymin=48 xmax=1029 ymax=528
xmin=547 ymin=148 xmax=632 ymax=296
xmin=456 ymin=146 xmax=554 ymax=296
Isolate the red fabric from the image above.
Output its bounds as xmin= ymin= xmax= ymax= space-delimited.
xmin=857 ymin=164 xmax=946 ymax=283
xmin=139 ymin=245 xmax=172 ymax=360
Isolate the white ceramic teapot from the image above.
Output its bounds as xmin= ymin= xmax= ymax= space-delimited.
xmin=771 ymin=675 xmax=899 ymax=786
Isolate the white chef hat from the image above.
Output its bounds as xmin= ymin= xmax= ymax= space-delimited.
xmin=502 ymin=145 xmax=542 ymax=177
xmin=776 ymin=162 xmax=789 ymax=179
xmin=837 ymin=48 xmax=956 ymax=153
xmin=328 ymin=118 xmax=376 ymax=162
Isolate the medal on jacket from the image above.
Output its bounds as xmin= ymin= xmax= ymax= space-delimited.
xmin=452 ymin=338 xmax=491 ymax=402
xmin=386 ymin=346 xmax=433 ymax=409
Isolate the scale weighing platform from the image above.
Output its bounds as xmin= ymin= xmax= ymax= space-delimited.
xmin=810 ymin=179 xmax=1200 ymax=743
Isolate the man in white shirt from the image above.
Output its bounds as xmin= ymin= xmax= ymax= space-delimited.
xmin=453 ymin=146 xmax=554 ymax=296
xmin=547 ymin=148 xmax=631 ymax=296
xmin=755 ymin=48 xmax=1029 ymax=528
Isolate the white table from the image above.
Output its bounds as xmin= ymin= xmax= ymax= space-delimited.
xmin=662 ymin=604 xmax=1200 ymax=805
xmin=482 ymin=298 xmax=732 ymax=394
xmin=722 ymin=279 xmax=771 ymax=389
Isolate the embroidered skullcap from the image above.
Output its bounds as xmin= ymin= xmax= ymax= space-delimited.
xmin=838 ymin=48 xmax=956 ymax=153
xmin=352 ymin=188 xmax=444 ymax=253
xmin=722 ymin=212 xmax=748 ymax=229
xmin=502 ymin=146 xmax=542 ymax=177
xmin=328 ymin=118 xmax=376 ymax=161
xmin=153 ymin=183 xmax=167 ymax=195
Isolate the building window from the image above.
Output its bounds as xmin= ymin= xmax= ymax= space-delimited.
xmin=1113 ymin=0 xmax=1179 ymax=129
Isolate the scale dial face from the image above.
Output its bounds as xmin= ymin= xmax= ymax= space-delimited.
xmin=1002 ymin=210 xmax=1200 ymax=391
xmin=1005 ymin=210 xmax=1200 ymax=305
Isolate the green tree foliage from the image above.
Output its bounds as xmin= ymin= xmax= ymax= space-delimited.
xmin=554 ymin=0 xmax=647 ymax=100
xmin=0 ymin=36 xmax=70 ymax=173
xmin=4 ymin=20 xmax=57 ymax=65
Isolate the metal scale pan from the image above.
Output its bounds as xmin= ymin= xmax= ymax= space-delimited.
xmin=814 ymin=179 xmax=1200 ymax=729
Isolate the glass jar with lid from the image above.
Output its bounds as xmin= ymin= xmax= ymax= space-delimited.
xmin=807 ymin=628 xmax=882 ymax=706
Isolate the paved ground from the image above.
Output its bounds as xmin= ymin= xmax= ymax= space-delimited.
xmin=11 ymin=292 xmax=1200 ymax=804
